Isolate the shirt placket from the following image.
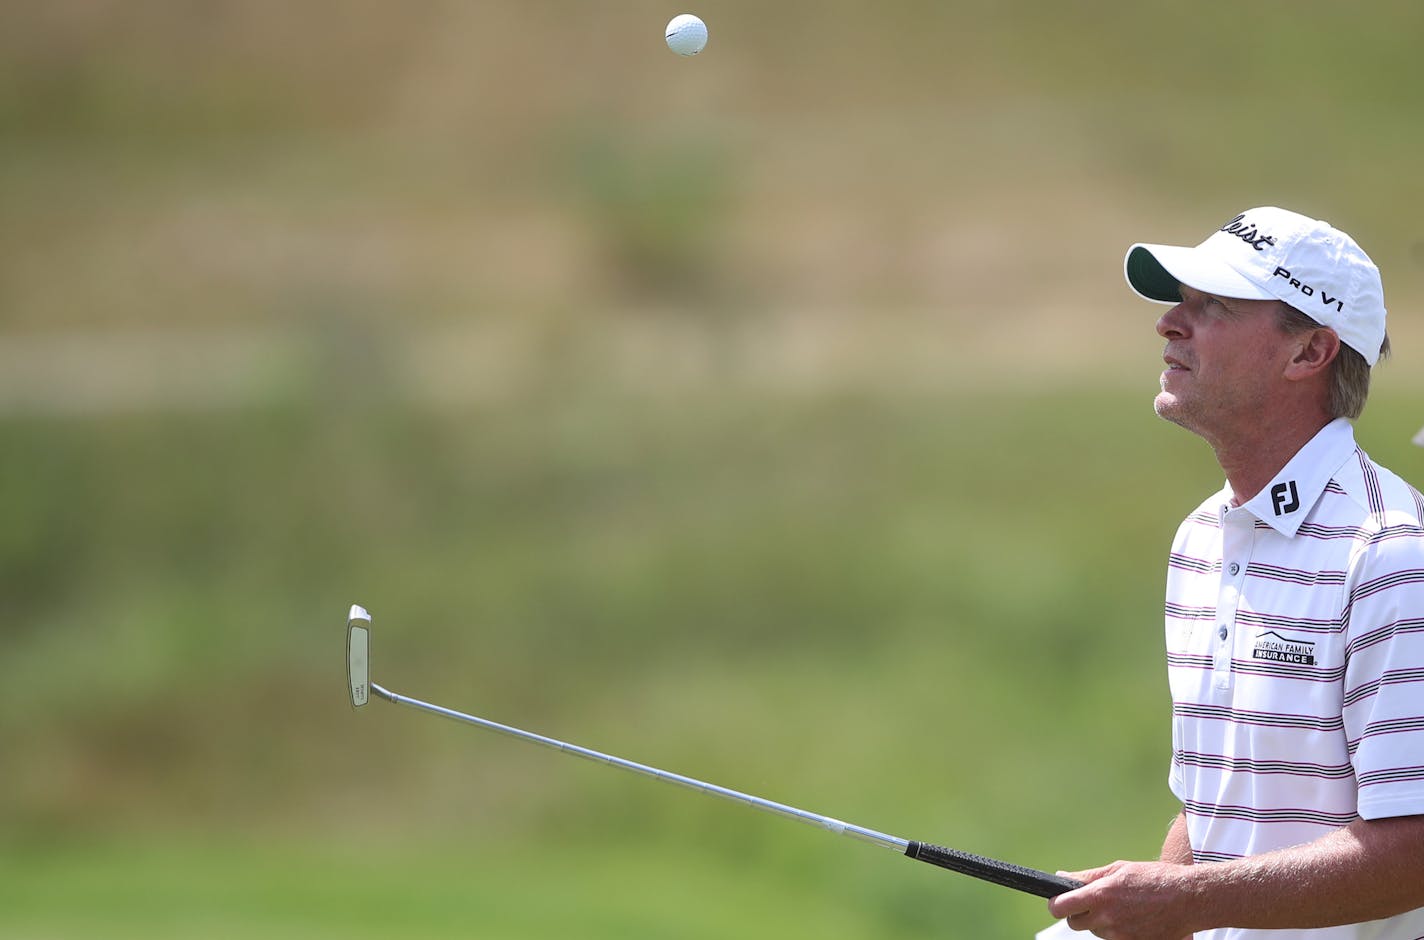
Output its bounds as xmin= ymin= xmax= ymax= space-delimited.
xmin=1215 ymin=507 xmax=1256 ymax=691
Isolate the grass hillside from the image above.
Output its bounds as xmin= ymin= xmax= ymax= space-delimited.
xmin=3 ymin=2 xmax=1423 ymax=936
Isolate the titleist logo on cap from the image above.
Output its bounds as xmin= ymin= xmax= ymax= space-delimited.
xmin=1221 ymin=214 xmax=1277 ymax=252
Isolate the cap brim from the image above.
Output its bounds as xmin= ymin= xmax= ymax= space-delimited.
xmin=1125 ymin=243 xmax=1274 ymax=305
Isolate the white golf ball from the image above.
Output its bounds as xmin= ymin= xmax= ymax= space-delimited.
xmin=665 ymin=14 xmax=707 ymax=56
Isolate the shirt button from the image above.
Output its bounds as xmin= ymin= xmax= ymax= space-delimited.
xmin=1219 ymin=625 xmax=1229 ymax=640
xmin=1228 ymin=562 xmax=1240 ymax=576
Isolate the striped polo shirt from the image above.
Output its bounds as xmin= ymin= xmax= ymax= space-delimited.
xmin=1166 ymin=418 xmax=1424 ymax=940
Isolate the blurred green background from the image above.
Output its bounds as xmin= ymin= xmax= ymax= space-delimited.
xmin=3 ymin=2 xmax=1423 ymax=937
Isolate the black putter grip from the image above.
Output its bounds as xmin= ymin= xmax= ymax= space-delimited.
xmin=905 ymin=841 xmax=1082 ymax=898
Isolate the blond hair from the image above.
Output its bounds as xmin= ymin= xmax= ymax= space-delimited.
xmin=1277 ymin=304 xmax=1390 ymax=420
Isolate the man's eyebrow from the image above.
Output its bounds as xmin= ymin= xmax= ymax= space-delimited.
xmin=1179 ymin=284 xmax=1226 ymax=304
xmin=1178 ymin=284 xmax=1246 ymax=317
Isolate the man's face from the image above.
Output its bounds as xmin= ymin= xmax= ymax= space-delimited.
xmin=1153 ymin=285 xmax=1294 ymax=441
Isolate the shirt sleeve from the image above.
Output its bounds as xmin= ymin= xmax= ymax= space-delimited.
xmin=1341 ymin=528 xmax=1424 ymax=820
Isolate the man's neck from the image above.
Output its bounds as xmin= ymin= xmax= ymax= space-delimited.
xmin=1212 ymin=415 xmax=1332 ymax=507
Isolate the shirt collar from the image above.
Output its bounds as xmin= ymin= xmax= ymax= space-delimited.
xmin=1229 ymin=418 xmax=1358 ymax=537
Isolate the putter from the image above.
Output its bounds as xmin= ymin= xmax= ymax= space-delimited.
xmin=347 ymin=604 xmax=1081 ymax=899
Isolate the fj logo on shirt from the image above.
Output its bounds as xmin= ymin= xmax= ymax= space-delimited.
xmin=1252 ymin=630 xmax=1317 ymax=666
xmin=1271 ymin=480 xmax=1301 ymax=516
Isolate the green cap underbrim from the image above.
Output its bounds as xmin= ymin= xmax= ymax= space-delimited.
xmin=1125 ymin=246 xmax=1183 ymax=303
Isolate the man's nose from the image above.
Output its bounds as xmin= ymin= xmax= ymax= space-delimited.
xmin=1157 ymin=303 xmax=1189 ymax=339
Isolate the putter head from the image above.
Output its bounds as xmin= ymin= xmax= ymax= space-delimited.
xmin=347 ymin=604 xmax=371 ymax=708
xmin=1414 ymin=425 xmax=1424 ymax=447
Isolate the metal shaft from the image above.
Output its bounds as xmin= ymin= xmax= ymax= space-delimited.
xmin=371 ymin=681 xmax=909 ymax=853
xmin=350 ymin=606 xmax=1077 ymax=898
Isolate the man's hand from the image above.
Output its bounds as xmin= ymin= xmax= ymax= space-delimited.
xmin=1047 ymin=859 xmax=1196 ymax=940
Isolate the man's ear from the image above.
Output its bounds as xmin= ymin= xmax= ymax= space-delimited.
xmin=1285 ymin=327 xmax=1341 ymax=381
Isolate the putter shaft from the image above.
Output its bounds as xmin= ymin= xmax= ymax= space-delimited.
xmin=373 ymin=681 xmax=905 ymax=851
xmin=368 ymin=680 xmax=1080 ymax=898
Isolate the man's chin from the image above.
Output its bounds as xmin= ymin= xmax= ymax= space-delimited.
xmin=1154 ymin=393 xmax=1186 ymax=425
xmin=1154 ymin=393 xmax=1205 ymax=436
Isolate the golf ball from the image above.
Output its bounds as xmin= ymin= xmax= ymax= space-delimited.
xmin=665 ymin=14 xmax=707 ymax=56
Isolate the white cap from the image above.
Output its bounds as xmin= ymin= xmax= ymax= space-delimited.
xmin=1125 ymin=207 xmax=1388 ymax=365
